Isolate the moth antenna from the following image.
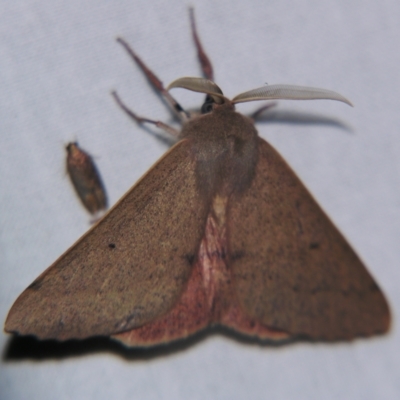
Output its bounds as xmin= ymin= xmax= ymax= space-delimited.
xmin=189 ymin=7 xmax=214 ymax=81
xmin=232 ymin=84 xmax=353 ymax=106
xmin=116 ymin=37 xmax=189 ymax=121
xmin=112 ymin=91 xmax=180 ymax=137
xmin=167 ymin=77 xmax=225 ymax=104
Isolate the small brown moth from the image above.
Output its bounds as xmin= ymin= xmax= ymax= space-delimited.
xmin=4 ymin=10 xmax=390 ymax=346
xmin=66 ymin=142 xmax=108 ymax=219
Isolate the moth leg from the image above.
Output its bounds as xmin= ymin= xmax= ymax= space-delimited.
xmin=116 ymin=37 xmax=189 ymax=123
xmin=189 ymin=7 xmax=214 ymax=81
xmin=112 ymin=91 xmax=180 ymax=137
xmin=250 ymin=102 xmax=278 ymax=121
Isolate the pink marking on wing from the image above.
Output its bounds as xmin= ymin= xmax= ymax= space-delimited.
xmin=114 ymin=196 xmax=289 ymax=346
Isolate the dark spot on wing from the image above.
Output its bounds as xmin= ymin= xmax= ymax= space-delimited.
xmin=185 ymin=253 xmax=196 ymax=265
xmin=230 ymin=251 xmax=244 ymax=261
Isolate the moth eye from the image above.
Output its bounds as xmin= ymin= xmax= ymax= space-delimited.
xmin=201 ymin=95 xmax=214 ymax=114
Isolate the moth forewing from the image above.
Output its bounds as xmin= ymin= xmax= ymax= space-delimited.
xmin=5 ymin=140 xmax=209 ymax=340
xmin=228 ymin=138 xmax=390 ymax=340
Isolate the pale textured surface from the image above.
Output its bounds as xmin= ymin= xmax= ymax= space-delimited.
xmin=1 ymin=1 xmax=399 ymax=399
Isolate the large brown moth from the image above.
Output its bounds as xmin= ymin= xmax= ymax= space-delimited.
xmin=4 ymin=9 xmax=390 ymax=346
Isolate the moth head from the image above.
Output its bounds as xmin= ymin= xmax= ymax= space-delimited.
xmin=167 ymin=77 xmax=353 ymax=111
xmin=167 ymin=77 xmax=227 ymax=114
xmin=66 ymin=142 xmax=79 ymax=154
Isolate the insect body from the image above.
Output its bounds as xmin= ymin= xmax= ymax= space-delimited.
xmin=4 ymin=9 xmax=390 ymax=346
xmin=66 ymin=142 xmax=108 ymax=219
